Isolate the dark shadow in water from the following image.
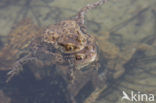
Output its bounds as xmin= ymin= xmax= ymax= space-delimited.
xmin=0 ymin=64 xmax=70 ymax=103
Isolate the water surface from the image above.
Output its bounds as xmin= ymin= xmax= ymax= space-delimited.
xmin=0 ymin=0 xmax=156 ymax=103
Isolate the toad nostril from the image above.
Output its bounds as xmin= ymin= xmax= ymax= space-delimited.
xmin=75 ymin=54 xmax=85 ymax=60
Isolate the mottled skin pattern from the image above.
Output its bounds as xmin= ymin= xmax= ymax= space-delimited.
xmin=0 ymin=0 xmax=152 ymax=103
xmin=44 ymin=20 xmax=89 ymax=54
xmin=0 ymin=19 xmax=98 ymax=103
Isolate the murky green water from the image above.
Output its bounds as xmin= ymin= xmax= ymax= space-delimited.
xmin=0 ymin=0 xmax=156 ymax=103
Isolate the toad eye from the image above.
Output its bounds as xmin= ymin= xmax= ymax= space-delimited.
xmin=75 ymin=54 xmax=85 ymax=60
xmin=66 ymin=45 xmax=74 ymax=51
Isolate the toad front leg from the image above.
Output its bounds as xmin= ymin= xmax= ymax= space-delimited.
xmin=6 ymin=54 xmax=38 ymax=82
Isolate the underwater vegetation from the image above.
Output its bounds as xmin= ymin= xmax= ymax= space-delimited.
xmin=0 ymin=0 xmax=156 ymax=103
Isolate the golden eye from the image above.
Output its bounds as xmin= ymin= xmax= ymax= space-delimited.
xmin=75 ymin=54 xmax=85 ymax=60
xmin=66 ymin=45 xmax=74 ymax=51
xmin=65 ymin=43 xmax=76 ymax=51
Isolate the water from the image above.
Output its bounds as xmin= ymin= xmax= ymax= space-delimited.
xmin=0 ymin=0 xmax=156 ymax=103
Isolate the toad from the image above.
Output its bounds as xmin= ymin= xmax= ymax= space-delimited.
xmin=4 ymin=0 xmax=108 ymax=82
xmin=0 ymin=0 xmax=152 ymax=103
xmin=43 ymin=20 xmax=89 ymax=54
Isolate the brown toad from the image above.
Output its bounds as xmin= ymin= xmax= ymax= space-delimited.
xmin=3 ymin=0 xmax=108 ymax=82
xmin=0 ymin=0 xmax=152 ymax=103
xmin=3 ymin=22 xmax=98 ymax=82
xmin=0 ymin=1 xmax=108 ymax=103
xmin=43 ymin=20 xmax=89 ymax=54
xmin=0 ymin=18 xmax=98 ymax=103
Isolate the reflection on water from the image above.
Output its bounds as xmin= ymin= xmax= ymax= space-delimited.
xmin=0 ymin=0 xmax=156 ymax=103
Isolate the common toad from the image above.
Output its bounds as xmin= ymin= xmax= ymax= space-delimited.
xmin=43 ymin=20 xmax=89 ymax=54
xmin=0 ymin=0 xmax=152 ymax=103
